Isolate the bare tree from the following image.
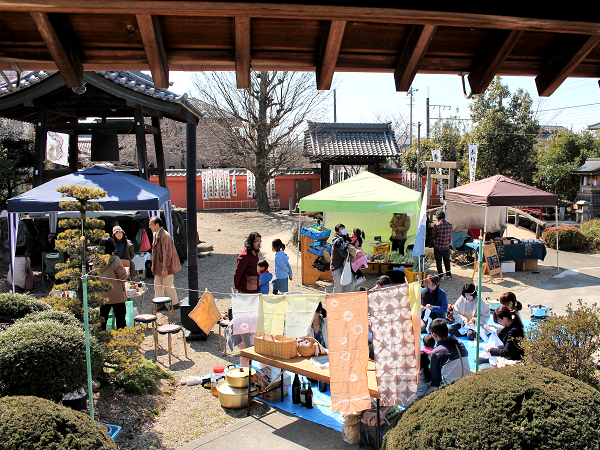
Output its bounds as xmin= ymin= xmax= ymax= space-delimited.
xmin=369 ymin=108 xmax=411 ymax=167
xmin=192 ymin=71 xmax=331 ymax=212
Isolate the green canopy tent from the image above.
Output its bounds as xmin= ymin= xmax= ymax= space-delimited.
xmin=298 ymin=171 xmax=422 ymax=255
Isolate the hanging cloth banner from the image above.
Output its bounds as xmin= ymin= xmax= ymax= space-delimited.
xmin=231 ymin=171 xmax=238 ymax=197
xmin=225 ymin=170 xmax=231 ymax=199
xmin=326 ymin=291 xmax=371 ymax=414
xmin=206 ymin=170 xmax=213 ymax=199
xmin=246 ymin=170 xmax=255 ymax=198
xmin=284 ymin=294 xmax=323 ymax=338
xmin=188 ymin=290 xmax=221 ymax=334
xmin=218 ymin=169 xmax=225 ymax=199
xmin=212 ymin=169 xmax=220 ymax=199
xmin=257 ymin=294 xmax=287 ymax=335
xmin=231 ymin=293 xmax=260 ymax=335
xmin=270 ymin=178 xmax=276 ymax=199
xmin=367 ymin=284 xmax=421 ymax=407
xmin=431 ymin=148 xmax=442 ymax=174
xmin=47 ymin=132 xmax=69 ymax=166
xmin=469 ymin=144 xmax=478 ymax=183
xmin=201 ymin=171 xmax=208 ymax=200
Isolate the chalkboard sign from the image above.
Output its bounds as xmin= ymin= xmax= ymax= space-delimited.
xmin=483 ymin=244 xmax=502 ymax=276
xmin=496 ymin=244 xmax=506 ymax=259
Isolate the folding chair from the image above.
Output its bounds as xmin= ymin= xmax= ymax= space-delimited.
xmin=42 ymin=252 xmax=65 ymax=290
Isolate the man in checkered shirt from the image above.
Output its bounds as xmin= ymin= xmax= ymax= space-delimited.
xmin=433 ymin=210 xmax=453 ymax=279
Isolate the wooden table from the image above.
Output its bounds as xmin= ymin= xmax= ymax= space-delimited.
xmin=240 ymin=347 xmax=383 ymax=448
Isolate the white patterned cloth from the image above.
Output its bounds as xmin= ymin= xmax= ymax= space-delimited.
xmin=368 ymin=284 xmax=421 ymax=406
xmin=284 ymin=295 xmax=323 ymax=338
xmin=231 ymin=293 xmax=260 ymax=335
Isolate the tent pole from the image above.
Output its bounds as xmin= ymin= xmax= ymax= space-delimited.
xmin=475 ymin=207 xmax=487 ymax=371
xmin=9 ymin=213 xmax=17 ymax=294
xmin=555 ymin=206 xmax=559 ymax=273
xmin=297 ymin=211 xmax=301 ymax=274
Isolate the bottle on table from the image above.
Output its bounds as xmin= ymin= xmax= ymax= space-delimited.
xmin=305 ymin=382 xmax=313 ymax=409
xmin=292 ymin=373 xmax=301 ymax=404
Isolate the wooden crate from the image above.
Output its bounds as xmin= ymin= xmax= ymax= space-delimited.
xmin=515 ymin=259 xmax=538 ymax=271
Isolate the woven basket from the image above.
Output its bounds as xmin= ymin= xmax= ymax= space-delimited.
xmin=254 ymin=334 xmax=298 ymax=360
xmin=297 ymin=337 xmax=324 ymax=357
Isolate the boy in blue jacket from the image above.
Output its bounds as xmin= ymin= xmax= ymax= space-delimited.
xmin=258 ymin=259 xmax=272 ymax=294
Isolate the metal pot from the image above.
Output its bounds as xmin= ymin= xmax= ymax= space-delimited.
xmin=216 ymin=380 xmax=250 ymax=409
xmin=528 ymin=304 xmax=552 ymax=318
xmin=225 ymin=365 xmax=255 ymax=388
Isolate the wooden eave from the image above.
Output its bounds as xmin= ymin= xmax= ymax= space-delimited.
xmin=1 ymin=2 xmax=600 ymax=96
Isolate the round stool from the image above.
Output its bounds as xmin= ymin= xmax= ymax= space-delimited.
xmin=156 ymin=324 xmax=188 ymax=367
xmin=134 ymin=314 xmax=158 ymax=361
xmin=152 ymin=296 xmax=173 ymax=323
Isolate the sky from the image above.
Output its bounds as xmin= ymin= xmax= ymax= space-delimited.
xmin=166 ymin=71 xmax=600 ymax=135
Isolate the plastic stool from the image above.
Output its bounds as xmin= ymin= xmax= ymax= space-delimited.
xmin=152 ymin=296 xmax=173 ymax=323
xmin=156 ymin=324 xmax=188 ymax=367
xmin=134 ymin=314 xmax=158 ymax=361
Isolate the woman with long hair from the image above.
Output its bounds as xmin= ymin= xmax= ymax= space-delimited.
xmin=98 ymin=237 xmax=129 ymax=330
xmin=272 ymin=238 xmax=292 ymax=294
xmin=485 ymin=305 xmax=525 ymax=361
xmin=448 ymin=283 xmax=491 ymax=340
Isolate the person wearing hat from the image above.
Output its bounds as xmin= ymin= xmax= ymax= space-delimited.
xmin=389 ymin=212 xmax=411 ymax=255
xmin=112 ymin=225 xmax=137 ymax=280
xmin=433 ymin=209 xmax=452 ymax=280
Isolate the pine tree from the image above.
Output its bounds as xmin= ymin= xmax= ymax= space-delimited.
xmin=48 ymin=186 xmax=111 ymax=319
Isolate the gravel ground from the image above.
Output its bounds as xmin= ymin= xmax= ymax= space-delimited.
xmin=0 ymin=211 xmax=559 ymax=449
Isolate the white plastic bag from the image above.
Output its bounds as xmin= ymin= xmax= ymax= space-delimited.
xmin=340 ymin=256 xmax=353 ymax=285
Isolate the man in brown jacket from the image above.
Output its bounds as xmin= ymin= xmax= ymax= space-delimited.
xmin=149 ymin=216 xmax=181 ymax=308
xmin=390 ymin=213 xmax=411 ymax=255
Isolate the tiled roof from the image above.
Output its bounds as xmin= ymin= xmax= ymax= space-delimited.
xmin=572 ymin=158 xmax=600 ymax=174
xmin=1 ymin=70 xmax=198 ymax=113
xmin=304 ymin=121 xmax=401 ymax=160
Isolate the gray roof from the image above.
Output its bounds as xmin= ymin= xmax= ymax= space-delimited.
xmin=1 ymin=69 xmax=198 ymax=113
xmin=572 ymin=158 xmax=600 ymax=174
xmin=304 ymin=122 xmax=401 ymax=161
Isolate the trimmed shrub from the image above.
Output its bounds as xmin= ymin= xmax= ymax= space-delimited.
xmin=0 ymin=395 xmax=117 ymax=450
xmin=580 ymin=218 xmax=600 ymax=250
xmin=0 ymin=292 xmax=51 ymax=325
xmin=522 ymin=300 xmax=600 ymax=389
xmin=0 ymin=321 xmax=104 ymax=401
xmin=541 ymin=225 xmax=589 ymax=251
xmin=382 ymin=365 xmax=600 ymax=450
xmin=117 ymin=358 xmax=174 ymax=394
xmin=14 ymin=309 xmax=84 ymax=329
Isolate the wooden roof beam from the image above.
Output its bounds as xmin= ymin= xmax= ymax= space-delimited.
xmin=535 ymin=34 xmax=600 ymax=97
xmin=468 ymin=30 xmax=523 ymax=95
xmin=136 ymin=14 xmax=169 ymax=89
xmin=316 ymin=20 xmax=346 ymax=90
xmin=235 ymin=17 xmax=251 ymax=89
xmin=29 ymin=12 xmax=83 ymax=87
xmin=394 ymin=24 xmax=437 ymax=92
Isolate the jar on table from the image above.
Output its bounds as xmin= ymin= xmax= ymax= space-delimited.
xmin=211 ymin=366 xmax=225 ymax=396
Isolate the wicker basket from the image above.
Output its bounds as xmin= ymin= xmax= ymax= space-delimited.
xmin=297 ymin=337 xmax=323 ymax=357
xmin=254 ymin=334 xmax=298 ymax=360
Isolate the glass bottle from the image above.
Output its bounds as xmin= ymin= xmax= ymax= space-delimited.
xmin=300 ymin=381 xmax=307 ymax=406
xmin=292 ymin=373 xmax=301 ymax=404
xmin=305 ymin=382 xmax=313 ymax=408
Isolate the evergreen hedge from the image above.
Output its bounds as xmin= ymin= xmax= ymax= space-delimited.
xmin=541 ymin=226 xmax=589 ymax=251
xmin=0 ymin=321 xmax=104 ymax=401
xmin=382 ymin=365 xmax=600 ymax=450
xmin=0 ymin=292 xmax=51 ymax=325
xmin=14 ymin=309 xmax=84 ymax=330
xmin=0 ymin=396 xmax=117 ymax=450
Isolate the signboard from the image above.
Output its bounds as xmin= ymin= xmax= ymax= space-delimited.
xmin=468 ymin=144 xmax=478 ymax=183
xmin=482 ymin=244 xmax=502 ymax=276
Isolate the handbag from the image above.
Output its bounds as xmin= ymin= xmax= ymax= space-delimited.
xmin=245 ymin=275 xmax=258 ymax=292
xmin=25 ymin=258 xmax=34 ymax=291
xmin=139 ymin=229 xmax=151 ymax=252
xmin=341 ymin=256 xmax=353 ymax=285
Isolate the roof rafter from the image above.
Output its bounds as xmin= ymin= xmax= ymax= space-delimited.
xmin=235 ymin=16 xmax=251 ymax=89
xmin=29 ymin=12 xmax=83 ymax=87
xmin=535 ymin=34 xmax=600 ymax=97
xmin=316 ymin=20 xmax=346 ymax=90
xmin=468 ymin=30 xmax=523 ymax=95
xmin=394 ymin=24 xmax=437 ymax=92
xmin=136 ymin=14 xmax=169 ymax=89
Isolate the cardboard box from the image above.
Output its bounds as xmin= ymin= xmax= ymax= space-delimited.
xmin=501 ymin=261 xmax=515 ymax=273
xmin=257 ymin=373 xmax=291 ymax=402
xmin=515 ymin=259 xmax=538 ymax=271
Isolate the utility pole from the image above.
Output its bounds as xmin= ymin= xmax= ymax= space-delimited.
xmin=333 ymin=89 xmax=337 ymax=123
xmin=426 ymin=96 xmax=430 ymax=138
xmin=407 ymin=87 xmax=417 ymax=148
xmin=417 ymin=121 xmax=421 ymax=192
xmin=428 ymin=103 xmax=452 ymax=137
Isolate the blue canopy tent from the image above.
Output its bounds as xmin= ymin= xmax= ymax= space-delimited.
xmin=7 ymin=165 xmax=173 ymax=293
